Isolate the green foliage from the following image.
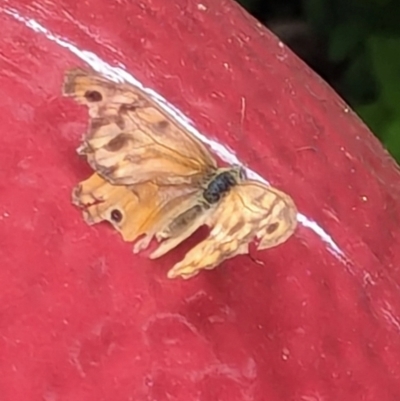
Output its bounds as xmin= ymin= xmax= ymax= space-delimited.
xmin=363 ymin=35 xmax=400 ymax=159
xmin=238 ymin=0 xmax=400 ymax=163
xmin=305 ymin=0 xmax=400 ymax=162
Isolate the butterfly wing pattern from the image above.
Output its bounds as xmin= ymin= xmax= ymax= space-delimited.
xmin=64 ymin=68 xmax=297 ymax=279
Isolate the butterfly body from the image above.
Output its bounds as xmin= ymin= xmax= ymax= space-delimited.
xmin=158 ymin=167 xmax=244 ymax=241
xmin=202 ymin=167 xmax=244 ymax=204
xmin=64 ymin=68 xmax=298 ymax=279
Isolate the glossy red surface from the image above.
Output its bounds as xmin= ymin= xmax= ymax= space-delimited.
xmin=1 ymin=0 xmax=400 ymax=400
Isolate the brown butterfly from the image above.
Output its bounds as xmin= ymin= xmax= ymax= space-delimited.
xmin=63 ymin=68 xmax=297 ymax=279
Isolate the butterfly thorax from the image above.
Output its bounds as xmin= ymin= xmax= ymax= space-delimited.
xmin=203 ymin=167 xmax=244 ymax=204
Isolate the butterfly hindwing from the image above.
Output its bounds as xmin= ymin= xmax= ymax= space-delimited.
xmin=167 ymin=181 xmax=298 ymax=279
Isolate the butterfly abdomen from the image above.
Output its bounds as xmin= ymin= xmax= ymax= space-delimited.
xmin=203 ymin=171 xmax=238 ymax=204
xmin=160 ymin=204 xmax=208 ymax=240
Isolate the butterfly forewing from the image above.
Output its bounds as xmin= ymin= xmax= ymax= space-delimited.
xmin=63 ymin=68 xmax=217 ymax=186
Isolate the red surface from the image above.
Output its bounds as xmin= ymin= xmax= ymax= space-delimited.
xmin=1 ymin=0 xmax=400 ymax=400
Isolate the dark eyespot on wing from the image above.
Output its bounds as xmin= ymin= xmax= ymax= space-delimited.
xmin=104 ymin=133 xmax=131 ymax=152
xmin=84 ymin=90 xmax=103 ymax=102
xmin=111 ymin=209 xmax=123 ymax=223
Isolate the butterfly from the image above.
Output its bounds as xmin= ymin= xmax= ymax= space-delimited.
xmin=63 ymin=68 xmax=298 ymax=279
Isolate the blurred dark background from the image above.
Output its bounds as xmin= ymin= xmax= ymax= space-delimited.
xmin=237 ymin=0 xmax=400 ymax=162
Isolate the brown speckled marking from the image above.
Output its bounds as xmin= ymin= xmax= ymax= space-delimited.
xmin=105 ymin=133 xmax=131 ymax=152
xmin=90 ymin=117 xmax=109 ymax=131
xmin=156 ymin=120 xmax=169 ymax=130
xmin=228 ymin=220 xmax=244 ymax=235
xmin=120 ymin=104 xmax=138 ymax=113
xmin=96 ymin=164 xmax=118 ymax=177
xmin=266 ymin=222 xmax=279 ymax=234
xmin=115 ymin=115 xmax=126 ymax=130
